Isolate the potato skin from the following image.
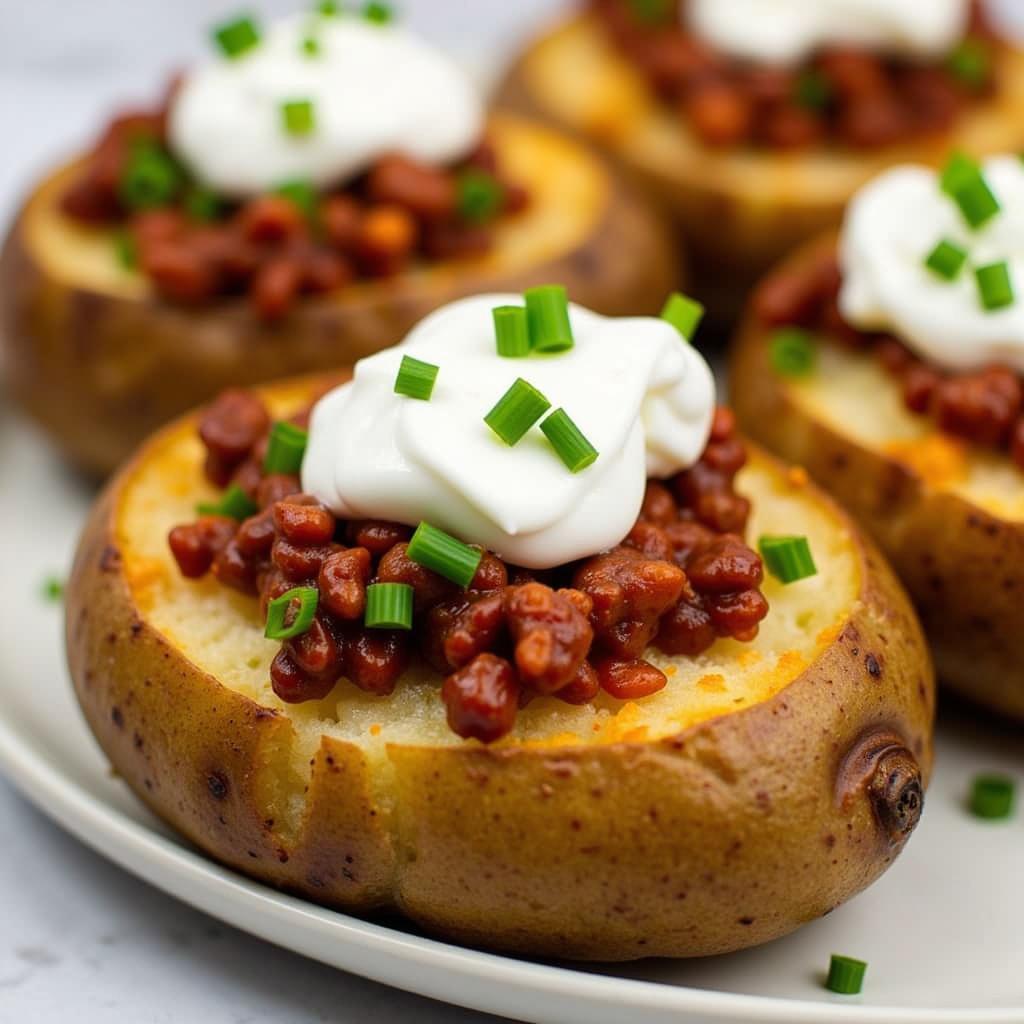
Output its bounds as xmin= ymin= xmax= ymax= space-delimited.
xmin=1 ymin=115 xmax=679 ymax=477
xmin=730 ymin=238 xmax=1024 ymax=721
xmin=499 ymin=17 xmax=1024 ymax=322
xmin=66 ymin=378 xmax=933 ymax=960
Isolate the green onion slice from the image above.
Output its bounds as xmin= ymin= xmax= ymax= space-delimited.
xmin=525 ymin=284 xmax=574 ymax=353
xmin=976 ymin=261 xmax=1015 ymax=311
xmin=212 ymin=15 xmax=261 ymax=59
xmin=41 ymin=576 xmax=65 ymax=603
xmin=281 ymin=98 xmax=316 ymax=137
xmin=274 ymin=179 xmax=318 ymax=222
xmin=970 ymin=774 xmax=1016 ymax=819
xmin=484 ymin=377 xmax=551 ymax=446
xmin=794 ymin=70 xmax=832 ymax=111
xmin=362 ymin=1 xmax=394 ymax=23
xmin=759 ymin=535 xmax=817 ymax=584
xmin=924 ymin=238 xmax=968 ymax=281
xmin=265 ymin=586 xmax=319 ymax=640
xmin=394 ymin=354 xmax=439 ymax=401
xmin=541 ymin=409 xmax=599 ymax=473
xmin=118 ymin=143 xmax=181 ymax=211
xmin=114 ymin=230 xmax=137 ymax=270
xmin=940 ymin=151 xmax=981 ymax=196
xmin=263 ymin=421 xmax=308 ymax=474
xmin=184 ymin=186 xmax=222 ymax=222
xmin=301 ymin=34 xmax=321 ymax=56
xmin=364 ymin=582 xmax=414 ymax=630
xmin=196 ymin=483 xmax=259 ymax=521
xmin=826 ymin=955 xmax=867 ymax=995
xmin=660 ymin=291 xmax=705 ymax=342
xmin=769 ymin=327 xmax=817 ymax=377
xmin=457 ymin=170 xmax=504 ymax=223
xmin=406 ymin=522 xmax=482 ymax=588
xmin=947 ymin=39 xmax=991 ymax=90
xmin=316 ymin=0 xmax=341 ymax=14
xmin=492 ymin=305 xmax=530 ymax=358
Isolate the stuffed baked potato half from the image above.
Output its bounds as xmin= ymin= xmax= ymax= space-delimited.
xmin=730 ymin=236 xmax=1024 ymax=721
xmin=67 ymin=374 xmax=934 ymax=961
xmin=498 ymin=14 xmax=1024 ymax=320
xmin=0 ymin=114 xmax=678 ymax=477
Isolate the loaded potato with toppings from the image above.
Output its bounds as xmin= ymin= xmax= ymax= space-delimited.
xmin=731 ymin=151 xmax=1024 ymax=719
xmin=67 ymin=284 xmax=934 ymax=959
xmin=500 ymin=0 xmax=1024 ymax=319
xmin=0 ymin=5 xmax=678 ymax=476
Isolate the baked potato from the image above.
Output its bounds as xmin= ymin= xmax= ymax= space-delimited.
xmin=731 ymin=235 xmax=1024 ymax=721
xmin=498 ymin=15 xmax=1024 ymax=321
xmin=66 ymin=374 xmax=934 ymax=961
xmin=0 ymin=114 xmax=679 ymax=477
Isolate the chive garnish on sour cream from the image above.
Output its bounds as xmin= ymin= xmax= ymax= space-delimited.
xmin=524 ymin=284 xmax=574 ymax=353
xmin=212 ymin=15 xmax=261 ymax=59
xmin=484 ymin=378 xmax=551 ymax=446
xmin=394 ymin=355 xmax=439 ymax=400
xmin=281 ymin=98 xmax=316 ymax=137
xmin=540 ymin=409 xmax=599 ymax=473
xmin=924 ymin=238 xmax=968 ymax=281
xmin=492 ymin=305 xmax=530 ymax=358
xmin=976 ymin=261 xmax=1015 ymax=311
xmin=660 ymin=291 xmax=705 ymax=342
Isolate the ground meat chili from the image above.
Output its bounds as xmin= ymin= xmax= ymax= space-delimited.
xmin=60 ymin=86 xmax=528 ymax=322
xmin=753 ymin=249 xmax=1024 ymax=470
xmin=591 ymin=0 xmax=1000 ymax=150
xmin=167 ymin=393 xmax=768 ymax=742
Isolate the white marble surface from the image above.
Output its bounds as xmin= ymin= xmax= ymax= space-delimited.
xmin=0 ymin=3 xmax=559 ymax=1021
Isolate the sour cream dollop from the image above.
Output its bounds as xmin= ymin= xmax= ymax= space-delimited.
xmin=686 ymin=0 xmax=969 ymax=65
xmin=168 ymin=15 xmax=483 ymax=197
xmin=840 ymin=157 xmax=1024 ymax=373
xmin=302 ymin=296 xmax=715 ymax=569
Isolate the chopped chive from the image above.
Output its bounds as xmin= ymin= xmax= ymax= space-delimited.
xmin=114 ymin=230 xmax=137 ymax=270
xmin=362 ymin=1 xmax=394 ymax=23
xmin=492 ymin=305 xmax=530 ymax=358
xmin=541 ymin=409 xmax=599 ymax=472
xmin=281 ymin=98 xmax=316 ymax=137
xmin=947 ymin=39 xmax=991 ymax=90
xmin=118 ymin=144 xmax=181 ymax=211
xmin=264 ymin=586 xmax=319 ymax=640
xmin=316 ymin=0 xmax=341 ymax=14
xmin=759 ymin=535 xmax=817 ymax=583
xmin=274 ymin=179 xmax=318 ymax=222
xmin=970 ymin=774 xmax=1016 ymax=819
xmin=364 ymin=582 xmax=414 ymax=629
xmin=660 ymin=291 xmax=705 ymax=342
xmin=212 ymin=14 xmax=261 ymax=59
xmin=457 ymin=170 xmax=504 ymax=223
xmin=41 ymin=576 xmax=65 ymax=603
xmin=263 ymin=421 xmax=308 ymax=474
xmin=628 ymin=0 xmax=672 ymax=23
xmin=825 ymin=955 xmax=867 ymax=996
xmin=525 ymin=284 xmax=574 ymax=353
xmin=976 ymin=261 xmax=1015 ymax=311
xmin=769 ymin=327 xmax=817 ymax=376
xmin=184 ymin=186 xmax=222 ymax=222
xmin=794 ymin=69 xmax=832 ymax=111
xmin=484 ymin=377 xmax=551 ymax=446
xmin=406 ymin=522 xmax=482 ymax=588
xmin=924 ymin=238 xmax=968 ymax=281
xmin=394 ymin=354 xmax=439 ymax=400
xmin=196 ymin=483 xmax=259 ymax=521
xmin=301 ymin=34 xmax=321 ymax=56
xmin=940 ymin=151 xmax=981 ymax=196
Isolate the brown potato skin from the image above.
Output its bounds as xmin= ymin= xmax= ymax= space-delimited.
xmin=66 ymin=377 xmax=934 ymax=960
xmin=730 ymin=238 xmax=1024 ymax=721
xmin=1 ymin=115 xmax=679 ymax=477
xmin=499 ymin=17 xmax=1024 ymax=323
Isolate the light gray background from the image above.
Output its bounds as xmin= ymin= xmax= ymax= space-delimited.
xmin=0 ymin=3 xmax=561 ymax=1021
xmin=1 ymin=2 xmax=1021 ymax=1022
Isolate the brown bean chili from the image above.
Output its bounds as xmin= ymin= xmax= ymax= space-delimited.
xmin=591 ymin=0 xmax=998 ymax=152
xmin=168 ymin=392 xmax=769 ymax=742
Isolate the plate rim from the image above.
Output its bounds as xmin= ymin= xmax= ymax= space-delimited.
xmin=0 ymin=712 xmax=1018 ymax=1024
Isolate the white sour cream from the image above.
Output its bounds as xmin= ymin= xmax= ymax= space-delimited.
xmin=839 ymin=157 xmax=1024 ymax=373
xmin=302 ymin=295 xmax=715 ymax=569
xmin=168 ymin=15 xmax=483 ymax=197
xmin=686 ymin=0 xmax=969 ymax=65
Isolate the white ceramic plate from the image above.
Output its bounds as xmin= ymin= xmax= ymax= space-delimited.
xmin=0 ymin=407 xmax=1022 ymax=1024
